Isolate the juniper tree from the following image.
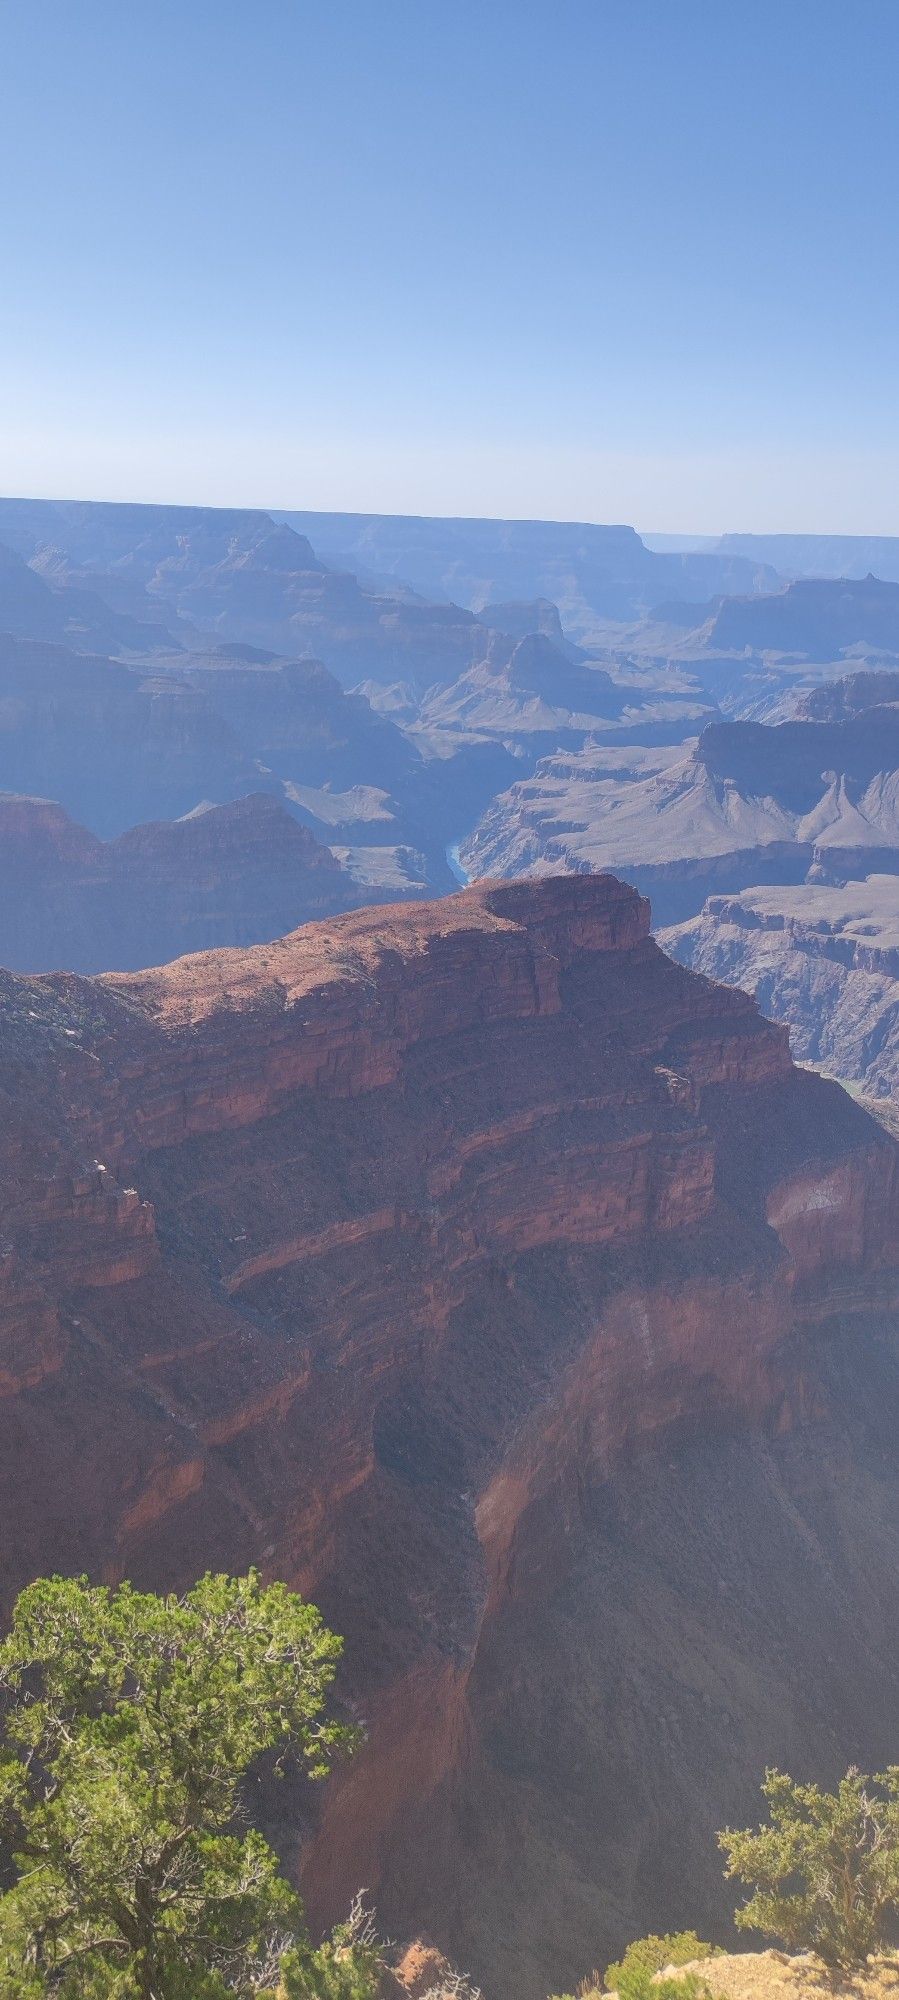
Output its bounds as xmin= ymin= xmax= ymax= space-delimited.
xmin=719 ymin=1766 xmax=899 ymax=1969
xmin=0 ymin=1570 xmax=353 ymax=1998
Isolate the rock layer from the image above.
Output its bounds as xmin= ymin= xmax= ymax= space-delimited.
xmin=1 ymin=877 xmax=899 ymax=1997
xmin=464 ymin=701 xmax=899 ymax=922
xmin=661 ymin=874 xmax=899 ymax=1096
xmin=0 ymin=792 xmax=387 ymax=973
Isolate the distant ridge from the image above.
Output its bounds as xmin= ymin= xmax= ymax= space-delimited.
xmin=272 ymin=506 xmax=780 ymax=633
xmin=645 ymin=530 xmax=899 ymax=584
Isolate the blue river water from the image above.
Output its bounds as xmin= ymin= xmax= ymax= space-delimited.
xmin=445 ymin=842 xmax=470 ymax=886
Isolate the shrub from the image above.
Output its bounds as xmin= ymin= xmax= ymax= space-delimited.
xmin=0 ymin=1570 xmax=353 ymax=1998
xmin=719 ymin=1765 xmax=899 ymax=1969
xmin=552 ymin=1976 xmax=708 ymax=2000
xmin=604 ymin=1932 xmax=719 ymax=2000
xmin=279 ymin=1896 xmax=384 ymax=2000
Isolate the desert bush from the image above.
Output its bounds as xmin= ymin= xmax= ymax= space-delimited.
xmin=719 ymin=1765 xmax=899 ymax=1969
xmin=604 ymin=1931 xmax=719 ymax=2000
xmin=418 ymin=1977 xmax=483 ymax=2000
xmin=552 ymin=1974 xmax=708 ymax=2000
xmin=547 ymin=1934 xmax=717 ymax=2000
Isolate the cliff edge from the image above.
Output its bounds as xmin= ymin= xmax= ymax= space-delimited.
xmin=2 ymin=876 xmax=899 ymax=1997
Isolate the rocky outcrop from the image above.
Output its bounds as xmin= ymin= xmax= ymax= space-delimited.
xmin=0 ymin=792 xmax=395 ymax=973
xmin=0 ymin=632 xmax=262 ymax=834
xmin=689 ymin=574 xmax=899 ymax=663
xmin=415 ymin=634 xmax=713 ymax=759
xmin=463 ymin=704 xmax=899 ymax=922
xmin=507 ymin=577 xmax=899 ymax=723
xmin=2 ymin=876 xmax=899 ymax=1998
xmin=661 ymin=874 xmax=899 ymax=1097
xmin=422 ymin=630 xmax=624 ymax=736
xmin=792 ymin=668 xmax=899 ymax=721
xmin=0 ymin=538 xmax=174 ymax=656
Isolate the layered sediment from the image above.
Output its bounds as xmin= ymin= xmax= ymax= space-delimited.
xmin=2 ymin=876 xmax=899 ymax=1997
xmin=661 ymin=875 xmax=899 ymax=1096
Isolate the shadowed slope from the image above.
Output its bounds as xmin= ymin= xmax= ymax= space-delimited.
xmin=0 ymin=877 xmax=898 ymax=1996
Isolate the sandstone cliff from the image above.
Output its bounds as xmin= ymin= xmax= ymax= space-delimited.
xmin=0 ymin=792 xmax=380 ymax=973
xmin=2 ymin=877 xmax=899 ymax=1998
xmin=660 ymin=875 xmax=899 ymax=1097
xmin=464 ymin=703 xmax=899 ymax=922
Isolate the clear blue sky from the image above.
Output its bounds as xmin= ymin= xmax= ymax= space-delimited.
xmin=2 ymin=0 xmax=898 ymax=531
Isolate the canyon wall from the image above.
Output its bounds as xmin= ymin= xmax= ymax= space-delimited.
xmin=2 ymin=876 xmax=899 ymax=1996
xmin=661 ymin=876 xmax=899 ymax=1096
xmin=0 ymin=792 xmax=384 ymax=973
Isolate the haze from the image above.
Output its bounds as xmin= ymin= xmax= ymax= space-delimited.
xmin=3 ymin=0 xmax=899 ymax=530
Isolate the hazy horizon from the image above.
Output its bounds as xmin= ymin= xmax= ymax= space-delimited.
xmin=4 ymin=485 xmax=899 ymax=546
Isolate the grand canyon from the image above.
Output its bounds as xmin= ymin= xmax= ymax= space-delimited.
xmin=3 ymin=496 xmax=899 ymax=1995
xmin=7 ymin=15 xmax=899 ymax=1995
xmin=2 ymin=855 xmax=899 ymax=1994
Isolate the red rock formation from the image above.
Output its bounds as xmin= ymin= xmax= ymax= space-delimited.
xmin=1 ymin=875 xmax=899 ymax=1997
xmin=463 ymin=692 xmax=899 ymax=923
xmin=661 ymin=876 xmax=899 ymax=1098
xmin=0 ymin=791 xmax=381 ymax=973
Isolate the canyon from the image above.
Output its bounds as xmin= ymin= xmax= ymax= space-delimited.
xmin=464 ymin=681 xmax=899 ymax=923
xmin=0 ymin=629 xmax=487 ymax=900
xmin=8 ymin=16 xmax=899 ymax=1991
xmin=2 ymin=876 xmax=899 ymax=1997
xmin=0 ymin=792 xmax=392 ymax=973
xmin=712 ymin=533 xmax=899 ymax=585
xmin=273 ymin=510 xmax=779 ymax=639
xmin=0 ymin=504 xmax=541 ymax=695
xmin=661 ymin=875 xmax=899 ymax=1098
xmin=6 ymin=499 xmax=899 ymax=1089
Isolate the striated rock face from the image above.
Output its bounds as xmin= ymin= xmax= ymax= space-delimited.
xmin=0 ymin=630 xmax=467 ymax=893
xmin=0 ymin=633 xmax=261 ymax=835
xmin=661 ymin=874 xmax=899 ymax=1097
xmin=0 ymin=502 xmax=493 ymax=696
xmin=701 ymin=574 xmax=899 ymax=661
xmin=0 ymin=791 xmax=386 ymax=973
xmin=2 ymin=876 xmax=899 ymax=1997
xmin=0 ymin=537 xmax=173 ymax=656
xmin=464 ymin=700 xmax=899 ymax=922
xmin=416 ymin=633 xmax=683 ymax=757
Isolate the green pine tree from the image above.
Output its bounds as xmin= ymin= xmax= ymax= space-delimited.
xmin=0 ymin=1570 xmax=354 ymax=1998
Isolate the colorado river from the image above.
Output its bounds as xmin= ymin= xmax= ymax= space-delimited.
xmin=446 ymin=842 xmax=470 ymax=886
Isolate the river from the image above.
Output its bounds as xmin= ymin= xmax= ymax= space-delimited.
xmin=445 ymin=841 xmax=470 ymax=886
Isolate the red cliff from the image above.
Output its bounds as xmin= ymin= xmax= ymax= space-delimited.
xmin=2 ymin=875 xmax=899 ymax=1997
xmin=0 ymin=791 xmax=371 ymax=973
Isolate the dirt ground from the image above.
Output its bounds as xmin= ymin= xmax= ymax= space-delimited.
xmin=667 ymin=1952 xmax=899 ymax=2000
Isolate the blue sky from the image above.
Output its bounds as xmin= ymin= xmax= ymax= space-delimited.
xmin=2 ymin=0 xmax=898 ymax=530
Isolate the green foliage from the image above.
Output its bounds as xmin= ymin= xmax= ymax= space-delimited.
xmin=279 ymin=1896 xmax=384 ymax=2000
xmin=719 ymin=1765 xmax=899 ymax=1969
xmin=0 ymin=1570 xmax=353 ymax=1998
xmin=604 ymin=1932 xmax=719 ymax=2000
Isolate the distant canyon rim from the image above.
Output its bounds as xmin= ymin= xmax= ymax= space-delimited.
xmin=3 ymin=501 xmax=899 ymax=1992
xmin=3 ymin=506 xmax=899 ymax=1100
